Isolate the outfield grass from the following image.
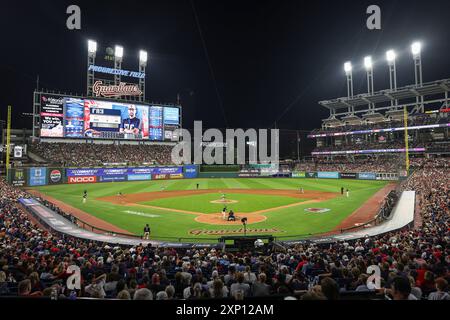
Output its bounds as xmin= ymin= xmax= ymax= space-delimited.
xmin=31 ymin=178 xmax=390 ymax=241
xmin=141 ymin=192 xmax=306 ymax=214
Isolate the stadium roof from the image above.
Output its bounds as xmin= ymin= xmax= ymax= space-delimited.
xmin=319 ymin=78 xmax=450 ymax=110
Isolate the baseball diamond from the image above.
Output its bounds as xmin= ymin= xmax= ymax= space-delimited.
xmin=28 ymin=178 xmax=392 ymax=240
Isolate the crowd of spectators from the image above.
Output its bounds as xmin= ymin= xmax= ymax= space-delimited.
xmin=0 ymin=158 xmax=448 ymax=300
xmin=294 ymin=155 xmax=405 ymax=173
xmin=29 ymin=142 xmax=174 ymax=167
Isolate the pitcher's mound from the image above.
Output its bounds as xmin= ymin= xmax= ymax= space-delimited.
xmin=210 ymin=199 xmax=238 ymax=204
xmin=195 ymin=213 xmax=266 ymax=225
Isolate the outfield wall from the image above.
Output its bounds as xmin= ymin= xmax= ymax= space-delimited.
xmin=7 ymin=165 xmax=399 ymax=187
xmin=8 ymin=165 xmax=200 ymax=187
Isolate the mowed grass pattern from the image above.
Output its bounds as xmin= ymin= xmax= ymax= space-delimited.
xmin=141 ymin=192 xmax=306 ymax=214
xmin=31 ymin=178 xmax=390 ymax=241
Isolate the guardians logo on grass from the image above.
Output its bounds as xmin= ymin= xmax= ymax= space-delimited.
xmin=304 ymin=208 xmax=330 ymax=213
xmin=189 ymin=228 xmax=282 ymax=236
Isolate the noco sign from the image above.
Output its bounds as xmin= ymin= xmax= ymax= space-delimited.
xmin=68 ymin=176 xmax=97 ymax=184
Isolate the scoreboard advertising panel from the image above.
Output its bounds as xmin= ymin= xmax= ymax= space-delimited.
xmin=40 ymin=95 xmax=65 ymax=137
xmin=40 ymin=95 xmax=180 ymax=141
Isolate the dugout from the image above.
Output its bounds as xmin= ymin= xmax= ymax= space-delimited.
xmin=218 ymin=235 xmax=274 ymax=252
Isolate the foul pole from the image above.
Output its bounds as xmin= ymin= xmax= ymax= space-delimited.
xmin=403 ymin=106 xmax=410 ymax=174
xmin=6 ymin=106 xmax=11 ymax=178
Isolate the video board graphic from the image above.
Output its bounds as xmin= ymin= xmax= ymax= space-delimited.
xmin=149 ymin=106 xmax=163 ymax=140
xmin=65 ymin=98 xmax=85 ymax=137
xmin=163 ymin=107 xmax=180 ymax=125
xmin=83 ymin=99 xmax=149 ymax=139
xmin=40 ymin=95 xmax=65 ymax=137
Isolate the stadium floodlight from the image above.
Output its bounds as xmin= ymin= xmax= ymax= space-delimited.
xmin=386 ymin=50 xmax=396 ymax=64
xmin=386 ymin=50 xmax=398 ymax=105
xmin=364 ymin=56 xmax=373 ymax=70
xmin=139 ymin=50 xmax=148 ymax=64
xmin=411 ymin=41 xmax=422 ymax=57
xmin=344 ymin=61 xmax=352 ymax=74
xmin=88 ymin=40 xmax=97 ymax=54
xmin=344 ymin=61 xmax=353 ymax=98
xmin=115 ymin=45 xmax=124 ymax=59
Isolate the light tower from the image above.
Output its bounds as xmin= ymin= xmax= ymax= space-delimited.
xmin=386 ymin=49 xmax=398 ymax=107
xmin=87 ymin=40 xmax=97 ymax=96
xmin=139 ymin=50 xmax=148 ymax=102
xmin=364 ymin=56 xmax=374 ymax=111
xmin=344 ymin=61 xmax=353 ymax=98
xmin=411 ymin=41 xmax=424 ymax=112
xmin=114 ymin=45 xmax=124 ymax=86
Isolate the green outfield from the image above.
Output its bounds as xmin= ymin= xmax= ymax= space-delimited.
xmin=31 ymin=178 xmax=391 ymax=241
xmin=140 ymin=193 xmax=306 ymax=214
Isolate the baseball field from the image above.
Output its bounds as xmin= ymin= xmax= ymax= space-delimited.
xmin=29 ymin=178 xmax=393 ymax=242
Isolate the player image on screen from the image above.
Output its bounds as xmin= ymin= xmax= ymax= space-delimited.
xmin=120 ymin=105 xmax=141 ymax=136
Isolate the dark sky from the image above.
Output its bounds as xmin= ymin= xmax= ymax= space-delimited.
xmin=1 ymin=0 xmax=450 ymax=131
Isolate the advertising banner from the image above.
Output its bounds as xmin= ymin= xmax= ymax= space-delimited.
xmin=126 ymin=167 xmax=153 ymax=181
xmin=152 ymin=173 xmax=169 ymax=180
xmin=98 ymin=175 xmax=127 ymax=182
xmin=305 ymin=172 xmax=317 ymax=178
xmin=40 ymin=95 xmax=64 ymax=137
xmin=291 ymin=171 xmax=306 ymax=178
xmin=238 ymin=172 xmax=261 ymax=177
xmin=152 ymin=167 xmax=183 ymax=174
xmin=340 ymin=172 xmax=357 ymax=179
xmin=317 ymin=171 xmax=340 ymax=179
xmin=28 ymin=167 xmax=48 ymax=186
xmin=127 ymin=174 xmax=152 ymax=181
xmin=68 ymin=176 xmax=97 ymax=184
xmin=10 ymin=168 xmax=27 ymax=187
xmin=183 ymin=165 xmax=199 ymax=179
xmin=47 ymin=168 xmax=65 ymax=184
xmin=67 ymin=168 xmax=102 ymax=176
xmin=358 ymin=172 xmax=377 ymax=180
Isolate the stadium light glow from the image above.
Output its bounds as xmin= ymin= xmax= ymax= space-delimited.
xmin=344 ymin=61 xmax=352 ymax=74
xmin=364 ymin=56 xmax=373 ymax=70
xmin=88 ymin=40 xmax=97 ymax=53
xmin=139 ymin=50 xmax=148 ymax=64
xmin=115 ymin=45 xmax=124 ymax=58
xmin=411 ymin=42 xmax=422 ymax=57
xmin=386 ymin=50 xmax=396 ymax=63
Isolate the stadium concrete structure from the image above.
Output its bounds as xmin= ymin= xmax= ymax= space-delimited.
xmin=1 ymin=39 xmax=449 ymax=301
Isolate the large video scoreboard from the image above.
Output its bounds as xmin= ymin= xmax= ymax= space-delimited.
xmin=40 ymin=94 xmax=181 ymax=141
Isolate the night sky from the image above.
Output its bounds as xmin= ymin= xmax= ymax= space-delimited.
xmin=1 ymin=0 xmax=450 ymax=132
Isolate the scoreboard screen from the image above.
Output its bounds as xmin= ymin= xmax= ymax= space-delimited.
xmin=39 ymin=94 xmax=180 ymax=141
